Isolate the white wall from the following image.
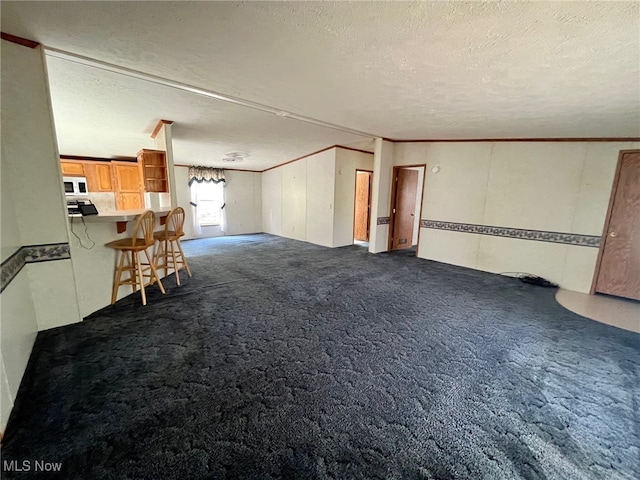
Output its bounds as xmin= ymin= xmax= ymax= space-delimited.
xmin=0 ymin=41 xmax=82 ymax=431
xmin=369 ymin=139 xmax=394 ymax=253
xmin=260 ymin=147 xmax=374 ymax=248
xmin=282 ymin=159 xmax=308 ymax=241
xmin=306 ymin=150 xmax=336 ymax=247
xmin=224 ymin=170 xmax=262 ymax=235
xmin=334 ymin=148 xmax=374 ymax=247
xmin=392 ymin=141 xmax=640 ymax=293
xmin=174 ymin=167 xmax=262 ymax=239
xmin=262 ymin=167 xmax=283 ymax=235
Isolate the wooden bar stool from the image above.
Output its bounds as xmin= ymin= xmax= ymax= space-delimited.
xmin=154 ymin=206 xmax=192 ymax=286
xmin=106 ymin=210 xmax=166 ymax=305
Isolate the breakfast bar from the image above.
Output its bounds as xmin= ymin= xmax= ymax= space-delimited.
xmin=82 ymin=208 xmax=171 ymax=233
xmin=67 ymin=208 xmax=172 ymax=317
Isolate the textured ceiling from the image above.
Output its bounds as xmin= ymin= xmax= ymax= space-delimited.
xmin=2 ymin=1 xmax=639 ymax=169
xmin=44 ymin=57 xmax=371 ymax=169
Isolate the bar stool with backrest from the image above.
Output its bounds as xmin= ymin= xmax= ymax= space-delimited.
xmin=106 ymin=210 xmax=166 ymax=305
xmin=154 ymin=206 xmax=192 ymax=286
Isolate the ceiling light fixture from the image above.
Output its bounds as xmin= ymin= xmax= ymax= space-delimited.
xmin=222 ymin=151 xmax=249 ymax=162
xmin=225 ymin=151 xmax=249 ymax=158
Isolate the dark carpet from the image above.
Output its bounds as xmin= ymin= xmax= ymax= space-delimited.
xmin=2 ymin=234 xmax=639 ymax=479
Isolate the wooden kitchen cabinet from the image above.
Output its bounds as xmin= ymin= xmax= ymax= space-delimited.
xmin=61 ymin=161 xmax=85 ymax=176
xmin=112 ymin=161 xmax=144 ymax=210
xmin=138 ymin=149 xmax=168 ymax=193
xmin=83 ymin=162 xmax=113 ymax=192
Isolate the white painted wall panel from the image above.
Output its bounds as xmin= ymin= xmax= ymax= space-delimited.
xmin=562 ymin=247 xmax=600 ymax=294
xmin=0 ymin=359 xmax=13 ymax=431
xmin=262 ymin=147 xmax=373 ymax=248
xmin=306 ymin=150 xmax=335 ymax=247
xmin=174 ymin=167 xmax=197 ymax=239
xmin=0 ymin=271 xmax=38 ymax=420
xmin=25 ymin=261 xmax=81 ymax=331
xmin=225 ymin=170 xmax=263 ymax=235
xmin=175 ymin=166 xmax=238 ymax=239
xmin=418 ymin=229 xmax=481 ymax=270
xmin=1 ymin=42 xmax=83 ymax=429
xmin=252 ymin=173 xmax=263 ymax=233
xmin=395 ymin=141 xmax=632 ymax=293
xmin=477 ymin=236 xmax=568 ymax=285
xmin=483 ymin=143 xmax=586 ymax=232
xmin=393 ymin=142 xmax=430 ymax=166
xmin=334 ymin=149 xmax=375 ymax=247
xmin=370 ymin=139 xmax=394 ymax=253
xmin=0 ymin=143 xmax=21 ymax=263
xmin=355 ymin=153 xmax=374 ymax=171
xmin=281 ymin=160 xmax=307 ymax=241
xmin=1 ymin=43 xmax=69 ymax=246
xmin=262 ymin=168 xmax=283 ymax=235
xmin=419 ymin=143 xmax=492 ymax=224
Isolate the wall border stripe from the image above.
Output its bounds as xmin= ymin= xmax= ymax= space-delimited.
xmin=420 ymin=220 xmax=601 ymax=247
xmin=1 ymin=243 xmax=70 ymax=293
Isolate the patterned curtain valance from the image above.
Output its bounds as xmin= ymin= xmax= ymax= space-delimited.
xmin=188 ymin=166 xmax=225 ymax=186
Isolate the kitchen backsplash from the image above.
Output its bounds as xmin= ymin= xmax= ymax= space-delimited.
xmin=88 ymin=192 xmax=116 ymax=213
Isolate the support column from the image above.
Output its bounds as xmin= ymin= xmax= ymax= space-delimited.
xmin=152 ymin=120 xmax=177 ymax=208
xmin=369 ymin=138 xmax=394 ymax=253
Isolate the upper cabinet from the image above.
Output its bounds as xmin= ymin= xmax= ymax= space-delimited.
xmin=61 ymin=161 xmax=85 ymax=176
xmin=138 ymin=149 xmax=168 ymax=193
xmin=112 ymin=161 xmax=144 ymax=210
xmin=83 ymin=162 xmax=113 ymax=192
xmin=60 ymin=150 xmax=169 ymax=210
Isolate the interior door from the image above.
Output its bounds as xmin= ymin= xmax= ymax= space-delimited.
xmin=595 ymin=151 xmax=640 ymax=300
xmin=354 ymin=171 xmax=372 ymax=241
xmin=391 ymin=168 xmax=418 ymax=250
xmin=113 ymin=162 xmax=144 ymax=210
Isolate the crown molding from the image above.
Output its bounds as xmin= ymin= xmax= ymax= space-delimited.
xmin=1 ymin=32 xmax=39 ymax=49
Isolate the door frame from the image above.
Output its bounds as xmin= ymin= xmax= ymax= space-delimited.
xmin=387 ymin=164 xmax=426 ymax=252
xmin=590 ymin=149 xmax=638 ymax=294
xmin=353 ymin=169 xmax=373 ymax=243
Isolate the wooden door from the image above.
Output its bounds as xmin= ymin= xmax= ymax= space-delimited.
xmin=354 ymin=171 xmax=372 ymax=241
xmin=113 ymin=162 xmax=144 ymax=210
xmin=594 ymin=150 xmax=640 ymax=300
xmin=391 ymin=168 xmax=418 ymax=250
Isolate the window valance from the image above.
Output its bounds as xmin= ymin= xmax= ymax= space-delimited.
xmin=188 ymin=166 xmax=225 ymax=186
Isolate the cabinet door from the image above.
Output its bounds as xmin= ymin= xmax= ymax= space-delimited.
xmin=95 ymin=163 xmax=113 ymax=191
xmin=61 ymin=161 xmax=85 ymax=176
xmin=119 ymin=192 xmax=144 ymax=210
xmin=84 ymin=163 xmax=114 ymax=192
xmin=113 ymin=162 xmax=144 ymax=210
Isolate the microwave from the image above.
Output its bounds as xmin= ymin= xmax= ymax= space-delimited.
xmin=63 ymin=176 xmax=88 ymax=196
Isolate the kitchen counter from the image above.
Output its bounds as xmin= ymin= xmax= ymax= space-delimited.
xmin=77 ymin=208 xmax=171 ymax=233
xmin=66 ymin=207 xmax=173 ymax=317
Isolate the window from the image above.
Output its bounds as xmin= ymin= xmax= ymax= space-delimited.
xmin=194 ymin=181 xmax=224 ymax=226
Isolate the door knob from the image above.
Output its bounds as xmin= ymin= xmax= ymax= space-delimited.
xmin=609 ymin=232 xmax=617 ymax=237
